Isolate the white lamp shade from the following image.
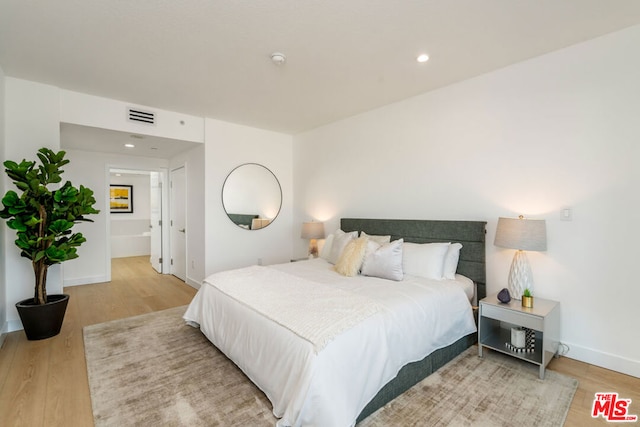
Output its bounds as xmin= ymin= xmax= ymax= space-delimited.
xmin=301 ymin=222 xmax=325 ymax=239
xmin=494 ymin=217 xmax=546 ymax=251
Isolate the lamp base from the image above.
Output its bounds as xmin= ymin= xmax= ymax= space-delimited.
xmin=507 ymin=250 xmax=533 ymax=300
xmin=308 ymin=239 xmax=319 ymax=258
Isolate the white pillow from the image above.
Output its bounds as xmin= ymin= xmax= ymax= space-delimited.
xmin=319 ymin=233 xmax=334 ymax=261
xmin=443 ymin=243 xmax=463 ymax=280
xmin=327 ymin=230 xmax=358 ymax=264
xmin=334 ymin=236 xmax=368 ymax=277
xmin=360 ymin=231 xmax=391 ymax=245
xmin=361 ymin=239 xmax=404 ymax=281
xmin=402 ymin=242 xmax=451 ymax=280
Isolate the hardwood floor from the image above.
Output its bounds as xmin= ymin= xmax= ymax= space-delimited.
xmin=1 ymin=257 xmax=638 ymax=426
xmin=0 ymin=256 xmax=196 ymax=427
xmin=548 ymin=355 xmax=640 ymax=426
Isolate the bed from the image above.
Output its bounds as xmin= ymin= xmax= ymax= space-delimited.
xmin=184 ymin=218 xmax=486 ymax=426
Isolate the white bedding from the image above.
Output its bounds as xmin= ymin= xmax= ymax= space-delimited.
xmin=198 ymin=265 xmax=382 ymax=352
xmin=183 ymin=258 xmax=477 ymax=427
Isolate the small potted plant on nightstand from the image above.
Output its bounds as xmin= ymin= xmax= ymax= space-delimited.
xmin=521 ymin=288 xmax=534 ymax=308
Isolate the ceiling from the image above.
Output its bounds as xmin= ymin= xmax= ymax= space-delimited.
xmin=2 ymin=1 xmax=640 ymax=136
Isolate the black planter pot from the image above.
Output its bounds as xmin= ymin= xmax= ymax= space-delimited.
xmin=15 ymin=294 xmax=70 ymax=340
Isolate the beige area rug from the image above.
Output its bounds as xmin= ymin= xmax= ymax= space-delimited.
xmin=84 ymin=306 xmax=577 ymax=427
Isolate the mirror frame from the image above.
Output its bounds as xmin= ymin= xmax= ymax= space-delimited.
xmin=221 ymin=163 xmax=282 ymax=230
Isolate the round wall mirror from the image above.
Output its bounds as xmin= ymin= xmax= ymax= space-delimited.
xmin=222 ymin=163 xmax=282 ymax=230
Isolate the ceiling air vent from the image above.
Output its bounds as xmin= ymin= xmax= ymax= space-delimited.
xmin=127 ymin=107 xmax=156 ymax=125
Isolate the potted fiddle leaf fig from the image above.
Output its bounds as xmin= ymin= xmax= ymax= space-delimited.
xmin=0 ymin=148 xmax=99 ymax=340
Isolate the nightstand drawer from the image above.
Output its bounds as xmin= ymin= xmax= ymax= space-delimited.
xmin=481 ymin=304 xmax=543 ymax=330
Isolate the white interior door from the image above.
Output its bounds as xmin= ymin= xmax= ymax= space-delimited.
xmin=170 ymin=167 xmax=186 ymax=281
xmin=149 ymin=172 xmax=163 ymax=273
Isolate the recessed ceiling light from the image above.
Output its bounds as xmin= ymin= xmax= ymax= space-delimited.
xmin=124 ymin=143 xmax=135 ymax=148
xmin=271 ymin=52 xmax=286 ymax=66
xmin=417 ymin=54 xmax=430 ymax=63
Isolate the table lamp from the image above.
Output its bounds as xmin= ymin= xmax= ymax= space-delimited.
xmin=494 ymin=215 xmax=547 ymax=299
xmin=301 ymin=221 xmax=325 ymax=258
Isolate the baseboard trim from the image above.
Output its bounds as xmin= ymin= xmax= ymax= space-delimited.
xmin=564 ymin=341 xmax=640 ymax=379
xmin=64 ymin=275 xmax=109 ymax=287
xmin=185 ymin=277 xmax=201 ymax=290
xmin=0 ymin=321 xmax=7 ymax=348
xmin=5 ymin=319 xmax=23 ymax=333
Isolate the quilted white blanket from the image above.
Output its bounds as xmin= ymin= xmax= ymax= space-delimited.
xmin=204 ymin=265 xmax=382 ymax=352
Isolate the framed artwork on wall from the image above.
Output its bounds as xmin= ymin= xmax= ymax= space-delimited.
xmin=110 ymin=185 xmax=133 ymax=213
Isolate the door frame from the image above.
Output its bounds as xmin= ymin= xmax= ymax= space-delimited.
xmin=169 ymin=164 xmax=187 ymax=281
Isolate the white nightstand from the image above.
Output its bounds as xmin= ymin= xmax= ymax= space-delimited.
xmin=478 ymin=293 xmax=560 ymax=379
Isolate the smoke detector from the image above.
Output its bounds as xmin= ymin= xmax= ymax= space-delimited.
xmin=271 ymin=52 xmax=286 ymax=66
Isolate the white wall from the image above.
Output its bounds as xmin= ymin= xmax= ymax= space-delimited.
xmin=0 ymin=65 xmax=6 ymax=339
xmin=170 ymin=144 xmax=206 ymax=288
xmin=3 ymin=78 xmax=62 ymax=331
xmin=205 ymin=118 xmax=293 ymax=273
xmin=63 ymin=149 xmax=168 ymax=286
xmin=293 ymin=25 xmax=640 ymax=378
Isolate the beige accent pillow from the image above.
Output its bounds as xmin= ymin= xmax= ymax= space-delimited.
xmin=334 ymin=236 xmax=368 ymax=277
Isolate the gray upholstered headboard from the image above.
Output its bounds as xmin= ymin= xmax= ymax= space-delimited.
xmin=340 ymin=218 xmax=487 ymax=300
xmin=227 ymin=213 xmax=259 ymax=229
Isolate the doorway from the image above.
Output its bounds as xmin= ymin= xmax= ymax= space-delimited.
xmin=108 ymin=167 xmax=170 ymax=278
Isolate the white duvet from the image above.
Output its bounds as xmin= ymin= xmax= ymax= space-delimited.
xmin=183 ymin=258 xmax=476 ymax=427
